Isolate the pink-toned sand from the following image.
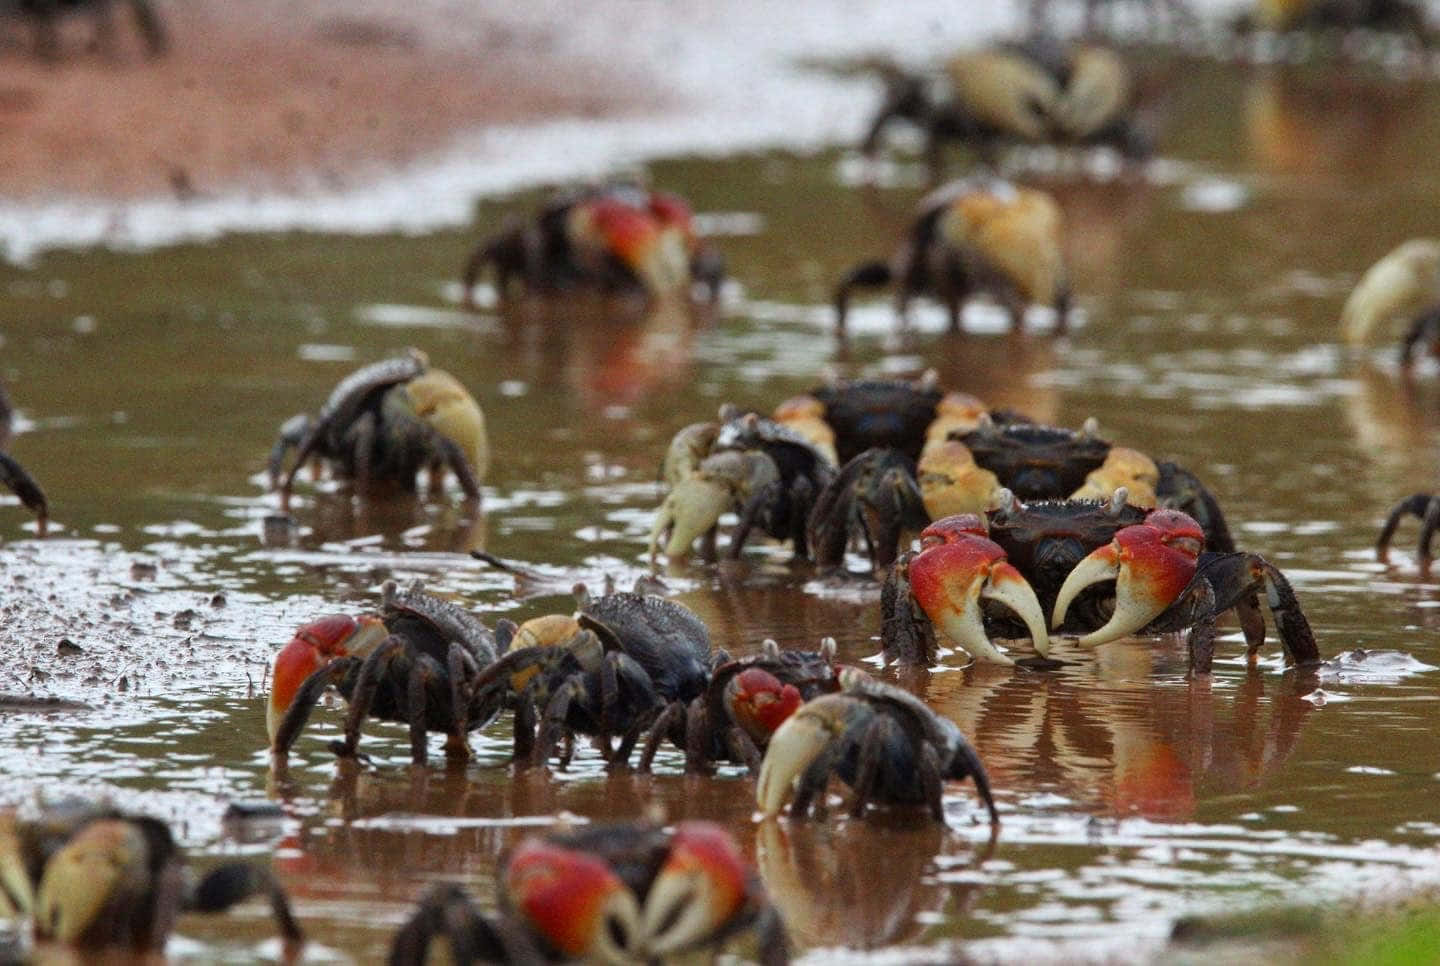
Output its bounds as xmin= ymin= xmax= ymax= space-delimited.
xmin=0 ymin=1 xmax=661 ymax=199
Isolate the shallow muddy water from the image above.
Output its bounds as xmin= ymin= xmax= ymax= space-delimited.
xmin=4 ymin=56 xmax=1440 ymax=963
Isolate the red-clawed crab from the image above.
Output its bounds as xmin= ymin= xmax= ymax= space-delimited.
xmin=395 ymin=819 xmax=788 ymax=964
xmin=269 ymin=349 xmax=487 ymax=511
xmin=637 ymin=637 xmax=841 ymax=775
xmin=461 ymin=183 xmax=725 ymax=307
xmin=468 ymin=582 xmax=715 ymax=770
xmin=649 ymin=405 xmax=837 ymax=563
xmin=0 ymin=383 xmax=48 ymax=535
xmin=834 ymin=177 xmax=1070 ymax=336
xmin=777 ymin=372 xmax=1233 ymax=576
xmin=756 ymin=667 xmax=999 ymax=827
xmin=884 ymin=496 xmax=1321 ymax=675
xmin=862 ymin=38 xmax=1149 ymax=168
xmin=0 ymin=801 xmax=302 ymax=960
xmin=267 ymin=580 xmax=502 ymax=766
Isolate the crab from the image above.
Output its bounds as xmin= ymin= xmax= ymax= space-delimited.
xmin=10 ymin=0 xmax=167 ymax=60
xmin=781 ymin=373 xmax=1233 ymax=575
xmin=1241 ymin=0 xmax=1429 ymax=35
xmin=461 ymin=183 xmax=725 ymax=307
xmin=266 ymin=580 xmax=502 ymax=766
xmin=1027 ymin=0 xmax=1197 ymax=37
xmin=0 ymin=383 xmax=48 ymax=536
xmin=490 ymin=819 xmax=788 ymax=964
xmin=637 ymin=637 xmax=841 ymax=774
xmin=1340 ymin=238 xmax=1440 ymax=369
xmin=862 ymin=38 xmax=1148 ymax=169
xmin=0 ymin=800 xmax=301 ymax=959
xmin=884 ymin=499 xmax=1322 ymax=675
xmin=469 ymin=582 xmax=715 ymax=769
xmin=1376 ymin=491 xmax=1440 ymax=572
xmin=756 ymin=667 xmax=999 ymax=826
xmin=269 ymin=349 xmax=487 ymax=511
xmin=834 ymin=177 xmax=1070 ymax=336
xmin=649 ymin=405 xmax=837 ymax=563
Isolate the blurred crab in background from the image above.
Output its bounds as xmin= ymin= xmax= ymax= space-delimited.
xmin=883 ymin=499 xmax=1321 ymax=674
xmin=470 ymin=581 xmax=715 ymax=770
xmin=0 ymin=383 xmax=48 ymax=535
xmin=0 ymin=800 xmax=302 ymax=960
xmin=462 ymin=183 xmax=725 ymax=307
xmin=756 ymin=667 xmax=999 ymax=827
xmin=638 ymin=637 xmax=841 ymax=775
xmin=861 ymin=38 xmax=1150 ymax=169
xmin=389 ymin=819 xmax=788 ymax=965
xmin=649 ymin=404 xmax=836 ymax=563
xmin=270 ymin=349 xmax=487 ymax=511
xmin=1340 ymin=238 xmax=1440 ymax=369
xmin=1376 ymin=490 xmax=1440 ymax=573
xmin=1238 ymin=0 xmax=1430 ymax=37
xmin=267 ymin=580 xmax=501 ymax=766
xmin=834 ymin=177 xmax=1070 ymax=336
xmin=1026 ymin=0 xmax=1197 ymax=38
xmin=9 ymin=0 xmax=168 ymax=61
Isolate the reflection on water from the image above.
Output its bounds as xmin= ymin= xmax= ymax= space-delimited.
xmin=5 ymin=56 xmax=1440 ymax=962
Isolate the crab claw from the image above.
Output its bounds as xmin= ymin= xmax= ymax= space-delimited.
xmin=1052 ymin=508 xmax=1204 ymax=646
xmin=725 ymin=667 xmax=803 ymax=746
xmin=1071 ymin=447 xmax=1158 ymax=508
xmin=33 ymin=819 xmax=148 ymax=945
xmin=1340 ymin=238 xmax=1440 ymax=346
xmin=399 ymin=368 xmax=489 ymax=483
xmin=642 ymin=822 xmax=748 ymax=956
xmin=917 ymin=439 xmax=1002 ymax=520
xmin=0 ymin=811 xmax=32 ymax=918
xmin=649 ymin=474 xmax=733 ymax=562
xmin=505 ymin=838 xmax=642 ymax=964
xmin=266 ymin=615 xmax=387 ymax=743
xmin=586 ymin=198 xmax=691 ymax=296
xmin=905 ymin=515 xmax=1051 ymax=663
xmin=756 ymin=700 xmax=846 ymax=818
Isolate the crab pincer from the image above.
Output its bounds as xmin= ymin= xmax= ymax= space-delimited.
xmin=1051 ymin=508 xmax=1203 ymax=647
xmin=905 ymin=513 xmax=1051 ymax=665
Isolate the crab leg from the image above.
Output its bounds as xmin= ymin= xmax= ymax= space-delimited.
xmin=906 ymin=525 xmax=1051 ymax=663
xmin=1052 ymin=509 xmax=1203 ymax=647
xmin=0 ymin=451 xmax=48 ymax=535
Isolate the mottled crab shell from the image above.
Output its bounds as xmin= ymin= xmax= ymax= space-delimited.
xmin=581 ymin=592 xmax=713 ymax=703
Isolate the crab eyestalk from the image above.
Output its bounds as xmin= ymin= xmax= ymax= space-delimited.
xmin=905 ymin=515 xmax=1051 ymax=664
xmin=266 ymin=615 xmax=387 ymax=744
xmin=505 ymin=839 xmax=642 ymax=964
xmin=1052 ymin=509 xmax=1204 ymax=646
xmin=642 ymin=822 xmax=749 ymax=957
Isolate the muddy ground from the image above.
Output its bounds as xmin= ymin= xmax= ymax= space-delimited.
xmin=0 ymin=0 xmax=660 ymax=199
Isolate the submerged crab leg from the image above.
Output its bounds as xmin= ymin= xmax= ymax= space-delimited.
xmin=1376 ymin=492 xmax=1440 ymax=569
xmin=1052 ymin=509 xmax=1203 ymax=647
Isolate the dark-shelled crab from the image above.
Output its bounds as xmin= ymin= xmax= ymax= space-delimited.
xmin=269 ymin=349 xmax=487 ymax=510
xmin=0 ymin=800 xmax=302 ymax=960
xmin=461 ymin=183 xmax=725 ymax=307
xmin=474 ymin=819 xmax=788 ymax=964
xmin=0 ymin=383 xmax=48 ymax=535
xmin=10 ymin=0 xmax=168 ymax=60
xmin=862 ymin=38 xmax=1149 ymax=167
xmin=469 ymin=582 xmax=715 ymax=769
xmin=834 ymin=177 xmax=1070 ymax=335
xmin=779 ymin=373 xmax=1234 ymax=575
xmin=649 ymin=405 xmax=837 ymax=563
xmin=267 ymin=580 xmax=502 ymax=766
xmin=756 ymin=667 xmax=1000 ymax=827
xmin=638 ymin=637 xmax=841 ymax=775
xmin=884 ymin=499 xmax=1321 ymax=674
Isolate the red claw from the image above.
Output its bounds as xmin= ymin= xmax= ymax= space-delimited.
xmin=908 ymin=516 xmax=1051 ymax=663
xmin=267 ymin=615 xmax=376 ymax=743
xmin=505 ymin=839 xmax=638 ymax=960
xmin=725 ymin=667 xmax=803 ymax=744
xmin=643 ymin=822 xmax=749 ymax=956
